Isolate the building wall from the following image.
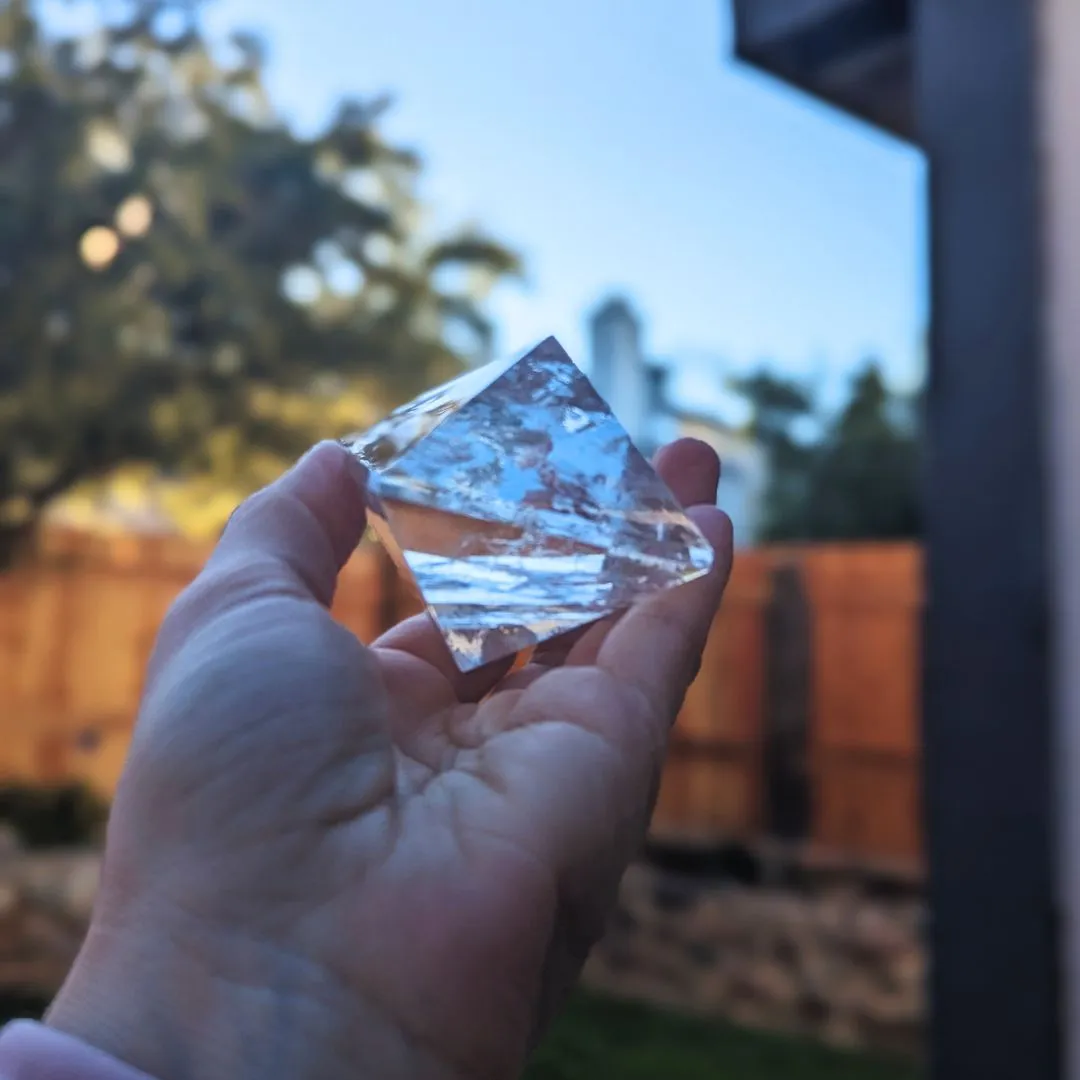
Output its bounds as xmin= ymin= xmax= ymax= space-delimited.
xmin=587 ymin=296 xmax=767 ymax=546
xmin=589 ymin=297 xmax=649 ymax=447
xmin=677 ymin=417 xmax=768 ymax=548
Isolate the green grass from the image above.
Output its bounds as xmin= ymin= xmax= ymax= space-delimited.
xmin=0 ymin=988 xmax=918 ymax=1080
xmin=526 ymin=992 xmax=920 ymax=1080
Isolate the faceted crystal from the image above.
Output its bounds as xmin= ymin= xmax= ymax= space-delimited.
xmin=343 ymin=336 xmax=714 ymax=672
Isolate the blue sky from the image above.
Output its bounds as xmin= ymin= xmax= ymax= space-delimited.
xmin=49 ymin=0 xmax=928 ymax=413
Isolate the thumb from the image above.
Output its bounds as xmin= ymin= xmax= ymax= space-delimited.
xmin=214 ymin=441 xmax=370 ymax=607
xmin=151 ymin=443 xmax=369 ymax=666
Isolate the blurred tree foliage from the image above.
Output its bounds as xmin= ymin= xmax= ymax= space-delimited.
xmin=0 ymin=0 xmax=520 ymax=559
xmin=732 ymin=362 xmax=921 ymax=542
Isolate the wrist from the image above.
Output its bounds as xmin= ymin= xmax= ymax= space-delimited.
xmin=46 ymin=912 xmax=465 ymax=1080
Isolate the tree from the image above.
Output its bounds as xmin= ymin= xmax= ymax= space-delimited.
xmin=0 ymin=0 xmax=519 ymax=560
xmin=801 ymin=364 xmax=922 ymax=541
xmin=729 ymin=369 xmax=816 ymax=540
xmin=732 ymin=362 xmax=921 ymax=542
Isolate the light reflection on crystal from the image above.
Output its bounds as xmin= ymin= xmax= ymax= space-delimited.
xmin=345 ymin=336 xmax=714 ymax=672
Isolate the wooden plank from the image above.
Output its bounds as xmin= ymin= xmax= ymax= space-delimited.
xmin=0 ymin=574 xmax=27 ymax=717
xmin=805 ymin=545 xmax=922 ymax=755
xmin=650 ymin=750 xmax=759 ymax=839
xmin=811 ymin=751 xmax=921 ymax=862
xmin=6 ymin=572 xmax=66 ymax=726
xmin=62 ymin=571 xmax=148 ymax=730
xmin=674 ymin=549 xmax=769 ymax=745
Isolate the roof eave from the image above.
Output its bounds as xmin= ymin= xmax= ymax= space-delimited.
xmin=730 ymin=0 xmax=915 ymax=142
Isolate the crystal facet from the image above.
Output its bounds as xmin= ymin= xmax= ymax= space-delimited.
xmin=344 ymin=336 xmax=714 ymax=672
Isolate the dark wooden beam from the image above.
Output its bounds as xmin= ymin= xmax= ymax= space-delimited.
xmin=731 ymin=0 xmax=913 ymax=139
xmin=916 ymin=2 xmax=1061 ymax=1078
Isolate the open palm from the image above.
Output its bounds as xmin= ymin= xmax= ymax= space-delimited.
xmin=48 ymin=440 xmax=733 ymax=1080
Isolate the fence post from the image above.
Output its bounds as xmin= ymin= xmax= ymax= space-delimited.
xmin=762 ymin=559 xmax=812 ymax=844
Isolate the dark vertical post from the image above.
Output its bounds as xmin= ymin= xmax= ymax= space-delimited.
xmin=762 ymin=561 xmax=812 ymax=842
xmin=916 ymin=3 xmax=1060 ymax=1077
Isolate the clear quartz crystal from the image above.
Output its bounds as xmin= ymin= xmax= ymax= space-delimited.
xmin=342 ymin=336 xmax=714 ymax=672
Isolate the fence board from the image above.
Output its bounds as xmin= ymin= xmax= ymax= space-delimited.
xmin=812 ymin=753 xmax=923 ymax=862
xmin=804 ymin=545 xmax=923 ymax=755
xmin=653 ymin=750 xmax=760 ymax=839
xmin=674 ymin=549 xmax=770 ymax=746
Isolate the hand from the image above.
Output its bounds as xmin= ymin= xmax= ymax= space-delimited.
xmin=46 ymin=438 xmax=733 ymax=1080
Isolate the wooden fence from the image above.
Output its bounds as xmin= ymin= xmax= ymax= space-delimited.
xmin=650 ymin=544 xmax=923 ymax=871
xmin=0 ymin=530 xmax=923 ymax=872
